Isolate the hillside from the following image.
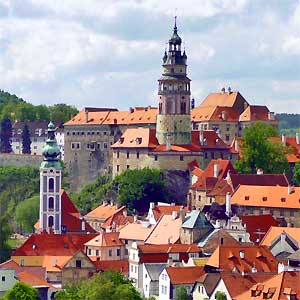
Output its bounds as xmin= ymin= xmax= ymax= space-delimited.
xmin=276 ymin=113 xmax=300 ymax=136
xmin=0 ymin=90 xmax=78 ymax=123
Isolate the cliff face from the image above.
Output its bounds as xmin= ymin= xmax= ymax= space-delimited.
xmin=163 ymin=170 xmax=190 ymax=205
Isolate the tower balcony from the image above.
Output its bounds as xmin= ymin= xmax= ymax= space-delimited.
xmin=158 ymin=90 xmax=190 ymax=96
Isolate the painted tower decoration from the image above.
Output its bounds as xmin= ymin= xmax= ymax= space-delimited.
xmin=39 ymin=122 xmax=63 ymax=234
xmin=156 ymin=17 xmax=192 ymax=145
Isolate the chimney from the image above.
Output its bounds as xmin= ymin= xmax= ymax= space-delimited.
xmin=228 ymin=87 xmax=232 ymax=94
xmin=103 ymin=200 xmax=108 ymax=206
xmin=129 ymin=107 xmax=134 ymax=113
xmin=199 ymin=131 xmax=204 ymax=145
xmin=191 ymin=98 xmax=195 ymax=110
xmin=239 ymin=250 xmax=245 ymax=259
xmin=110 ymin=201 xmax=114 ymax=206
xmin=85 ymin=109 xmax=89 ymax=123
xmin=150 ymin=202 xmax=155 ymax=209
xmin=123 ymin=210 xmax=127 ymax=217
xmin=221 ymin=87 xmax=226 ymax=93
xmin=221 ymin=111 xmax=227 ymax=121
xmin=172 ymin=211 xmax=178 ymax=220
xmin=166 ymin=133 xmax=171 ymax=151
xmin=257 ymin=168 xmax=263 ymax=175
xmin=296 ymin=133 xmax=299 ymax=145
xmin=288 ymin=185 xmax=294 ymax=194
xmin=282 ymin=133 xmax=286 ymax=146
xmin=134 ymin=215 xmax=138 ymax=223
xmin=213 ymin=164 xmax=220 ymax=178
xmin=81 ymin=220 xmax=86 ymax=231
xmin=226 ymin=192 xmax=231 ymax=216
xmin=234 ymin=138 xmax=239 ymax=152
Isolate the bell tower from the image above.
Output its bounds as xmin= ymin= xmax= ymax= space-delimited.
xmin=39 ymin=122 xmax=63 ymax=234
xmin=156 ymin=17 xmax=192 ymax=145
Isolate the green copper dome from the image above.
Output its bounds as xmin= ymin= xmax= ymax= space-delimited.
xmin=40 ymin=122 xmax=63 ymax=170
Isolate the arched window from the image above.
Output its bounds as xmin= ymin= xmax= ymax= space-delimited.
xmin=159 ymin=103 xmax=162 ymax=114
xmin=48 ymin=216 xmax=54 ymax=228
xmin=48 ymin=197 xmax=54 ymax=210
xmin=48 ymin=178 xmax=54 ymax=192
xmin=166 ymin=100 xmax=173 ymax=114
xmin=180 ymin=102 xmax=186 ymax=114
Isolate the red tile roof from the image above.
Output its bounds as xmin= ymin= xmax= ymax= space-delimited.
xmin=239 ymin=105 xmax=277 ymax=122
xmin=138 ymin=243 xmax=202 ymax=254
xmin=85 ymin=204 xmax=125 ymax=220
xmin=85 ymin=232 xmax=124 ymax=247
xmin=205 ymin=245 xmax=278 ymax=273
xmin=18 ymin=271 xmax=55 ymax=289
xmin=101 ymin=211 xmax=134 ymax=230
xmin=13 ymin=232 xmax=97 ymax=256
xmin=240 ymin=214 xmax=278 ymax=243
xmin=151 ymin=205 xmax=187 ymax=221
xmin=191 ymin=106 xmax=239 ymax=122
xmin=166 ymin=266 xmax=205 ymax=284
xmin=92 ymin=259 xmax=129 ymax=275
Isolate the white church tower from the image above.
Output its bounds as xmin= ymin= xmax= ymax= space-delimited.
xmin=39 ymin=122 xmax=63 ymax=234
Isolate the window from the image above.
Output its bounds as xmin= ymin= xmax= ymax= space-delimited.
xmin=281 ymin=197 xmax=286 ymax=202
xmin=180 ymin=102 xmax=186 ymax=114
xmin=76 ymin=260 xmax=82 ymax=268
xmin=245 ymin=196 xmax=250 ymax=200
xmin=145 ymin=285 xmax=148 ymax=291
xmin=262 ymin=197 xmax=267 ymax=201
xmin=131 ymin=265 xmax=133 ymax=272
xmin=48 ymin=178 xmax=54 ymax=192
xmin=48 ymin=197 xmax=54 ymax=210
xmin=116 ymin=249 xmax=120 ymax=256
xmin=103 ymin=142 xmax=108 ymax=149
xmin=154 ymin=155 xmax=158 ymax=161
xmin=96 ymin=250 xmax=99 ymax=256
xmin=2 ymin=276 xmax=5 ymax=282
xmin=135 ymin=266 xmax=137 ymax=273
xmin=117 ymin=165 xmax=120 ymax=172
xmin=204 ymin=152 xmax=208 ymax=159
xmin=117 ymin=151 xmax=120 ymax=159
xmin=125 ymin=248 xmax=129 ymax=256
xmin=48 ymin=216 xmax=54 ymax=227
xmin=71 ymin=142 xmax=81 ymax=150
xmin=127 ymin=165 xmax=130 ymax=170
xmin=127 ymin=152 xmax=130 ymax=159
xmin=137 ymin=152 xmax=140 ymax=159
xmin=280 ymin=209 xmax=284 ymax=217
xmin=88 ymin=248 xmax=92 ymax=255
xmin=145 ymin=273 xmax=147 ymax=278
xmin=180 ymin=155 xmax=184 ymax=161
xmin=211 ymin=152 xmax=215 ymax=159
xmin=109 ymin=249 xmax=112 ymax=257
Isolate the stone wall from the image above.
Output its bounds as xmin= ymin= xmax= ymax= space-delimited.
xmin=0 ymin=153 xmax=43 ymax=168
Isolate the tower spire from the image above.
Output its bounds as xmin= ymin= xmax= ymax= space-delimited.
xmin=174 ymin=15 xmax=177 ymax=33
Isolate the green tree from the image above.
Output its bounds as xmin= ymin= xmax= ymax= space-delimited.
xmin=3 ymin=281 xmax=38 ymax=300
xmin=114 ymin=168 xmax=170 ymax=213
xmin=215 ymin=291 xmax=227 ymax=300
xmin=55 ymin=270 xmax=142 ymax=300
xmin=34 ymin=105 xmax=50 ymax=121
xmin=49 ymin=103 xmax=78 ymax=123
xmin=293 ymin=162 xmax=300 ymax=185
xmin=235 ymin=122 xmax=290 ymax=174
xmin=175 ymin=286 xmax=189 ymax=300
xmin=0 ymin=117 xmax=13 ymax=153
xmin=21 ymin=123 xmax=31 ymax=154
xmin=15 ymin=195 xmax=39 ymax=233
xmin=0 ymin=212 xmax=11 ymax=262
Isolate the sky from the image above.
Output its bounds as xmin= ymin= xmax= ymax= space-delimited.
xmin=0 ymin=0 xmax=300 ymax=113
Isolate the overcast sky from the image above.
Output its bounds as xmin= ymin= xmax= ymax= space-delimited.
xmin=0 ymin=0 xmax=300 ymax=113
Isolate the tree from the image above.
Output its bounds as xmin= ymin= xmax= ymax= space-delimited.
xmin=49 ymin=103 xmax=78 ymax=123
xmin=0 ymin=117 xmax=12 ymax=153
xmin=55 ymin=270 xmax=142 ymax=300
xmin=3 ymin=281 xmax=38 ymax=300
xmin=0 ymin=212 xmax=11 ymax=262
xmin=21 ymin=123 xmax=31 ymax=154
xmin=15 ymin=195 xmax=39 ymax=233
xmin=114 ymin=168 xmax=170 ymax=213
xmin=293 ymin=162 xmax=300 ymax=185
xmin=175 ymin=286 xmax=189 ymax=300
xmin=215 ymin=291 xmax=227 ymax=300
xmin=235 ymin=122 xmax=290 ymax=174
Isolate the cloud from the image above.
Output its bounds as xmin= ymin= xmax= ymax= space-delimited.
xmin=0 ymin=0 xmax=299 ymax=113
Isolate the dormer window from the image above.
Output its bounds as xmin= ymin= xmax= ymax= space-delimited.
xmin=245 ymin=196 xmax=250 ymax=200
xmin=262 ymin=197 xmax=267 ymax=202
xmin=281 ymin=197 xmax=286 ymax=202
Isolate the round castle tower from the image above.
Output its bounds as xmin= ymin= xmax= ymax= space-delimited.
xmin=156 ymin=18 xmax=192 ymax=146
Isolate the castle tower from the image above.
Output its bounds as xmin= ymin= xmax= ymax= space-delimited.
xmin=156 ymin=17 xmax=192 ymax=145
xmin=39 ymin=122 xmax=63 ymax=234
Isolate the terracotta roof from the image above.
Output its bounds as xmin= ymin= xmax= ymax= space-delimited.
xmin=191 ymin=159 xmax=236 ymax=190
xmin=42 ymin=255 xmax=72 ymax=272
xmin=207 ymin=179 xmax=232 ymax=199
xmin=145 ymin=214 xmax=182 ymax=244
xmin=101 ymin=211 xmax=134 ymax=230
xmin=191 ymin=166 xmax=204 ymax=177
xmin=236 ymin=271 xmax=300 ymax=300
xmin=240 ymin=215 xmax=278 ymax=243
xmin=85 ymin=232 xmax=124 ymax=247
xmin=230 ymin=185 xmax=300 ymax=209
xmin=138 ymin=243 xmax=201 ymax=254
xmin=229 ymin=173 xmax=290 ymax=190
xmin=13 ymin=232 xmax=97 ymax=256
xmin=119 ymin=222 xmax=154 ymax=241
xmin=205 ymin=245 xmax=278 ymax=273
xmin=187 ymin=159 xmax=199 ymax=170
xmin=18 ymin=271 xmax=55 ymax=288
xmin=166 ymin=266 xmax=205 ymax=284
xmin=85 ymin=204 xmax=125 ymax=220
xmin=239 ymin=105 xmax=277 ymax=122
xmin=199 ymin=91 xmax=248 ymax=109
xmin=65 ymin=107 xmax=157 ymax=126
xmin=191 ymin=106 xmax=239 ymax=122
xmin=92 ymin=259 xmax=129 ymax=275
xmin=151 ymin=205 xmax=187 ymax=221
xmin=35 ymin=190 xmax=95 ymax=234
xmin=260 ymin=226 xmax=300 ymax=247
xmin=269 ymin=136 xmax=300 ymax=162
xmin=111 ymin=128 xmax=158 ymax=149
